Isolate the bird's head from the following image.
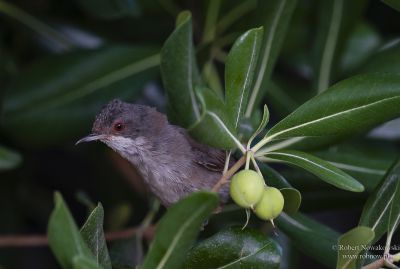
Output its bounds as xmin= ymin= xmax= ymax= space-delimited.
xmin=76 ymin=99 xmax=167 ymax=152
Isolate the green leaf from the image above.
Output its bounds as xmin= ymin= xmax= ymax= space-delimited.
xmin=263 ymin=73 xmax=400 ymax=142
xmin=312 ymin=144 xmax=394 ymax=192
xmin=225 ymin=27 xmax=263 ymax=128
xmin=382 ymin=0 xmax=400 ymax=12
xmin=2 ymin=46 xmax=159 ymax=147
xmin=141 ymin=192 xmax=218 ymax=269
xmin=161 ymin=11 xmax=202 ymax=128
xmin=0 ymin=145 xmax=22 ymax=171
xmin=47 ymin=192 xmax=94 ymax=269
xmin=245 ymin=0 xmax=297 ymax=117
xmin=248 ymin=105 xmax=269 ymax=147
xmin=359 ymin=158 xmax=400 ymax=243
xmin=276 ymin=213 xmax=339 ymax=267
xmin=336 ymin=226 xmax=374 ymax=269
xmin=73 ymin=255 xmax=104 ymax=269
xmin=80 ymin=204 xmax=111 ymax=269
xmin=76 ymin=0 xmax=140 ymax=19
xmin=188 ymin=87 xmax=240 ymax=150
xmin=182 ymin=227 xmax=281 ymax=269
xmin=386 ymin=179 xmax=400 ymax=246
xmin=280 ymin=188 xmax=301 ymax=214
xmin=264 ymin=150 xmax=364 ymax=192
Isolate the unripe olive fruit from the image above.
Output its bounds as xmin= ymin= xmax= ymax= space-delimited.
xmin=254 ymin=187 xmax=284 ymax=220
xmin=230 ymin=170 xmax=265 ymax=208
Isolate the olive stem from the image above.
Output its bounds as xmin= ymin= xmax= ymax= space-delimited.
xmin=362 ymin=257 xmax=400 ymax=269
xmin=223 ymin=151 xmax=232 ymax=174
xmin=212 ymin=155 xmax=246 ymax=192
xmin=393 ymin=252 xmax=400 ymax=262
xmin=362 ymin=258 xmax=385 ymax=269
xmin=250 ymin=154 xmax=262 ymax=177
xmin=384 ymin=259 xmax=398 ymax=269
xmin=251 ymin=135 xmax=274 ymax=153
xmin=385 ymin=229 xmax=395 ymax=257
xmin=245 ymin=151 xmax=251 ymax=170
xmin=270 ymin=219 xmax=275 ymax=228
xmin=135 ymin=199 xmax=160 ymax=264
xmin=242 ymin=209 xmax=251 ymax=230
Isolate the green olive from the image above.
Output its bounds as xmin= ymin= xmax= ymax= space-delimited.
xmin=254 ymin=187 xmax=284 ymax=220
xmin=230 ymin=170 xmax=265 ymax=208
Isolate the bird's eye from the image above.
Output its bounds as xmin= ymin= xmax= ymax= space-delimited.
xmin=113 ymin=122 xmax=124 ymax=132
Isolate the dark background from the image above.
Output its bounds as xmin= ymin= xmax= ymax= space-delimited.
xmin=1 ymin=0 xmax=399 ymax=268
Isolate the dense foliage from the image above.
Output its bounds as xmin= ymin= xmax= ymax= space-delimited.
xmin=1 ymin=0 xmax=400 ymax=268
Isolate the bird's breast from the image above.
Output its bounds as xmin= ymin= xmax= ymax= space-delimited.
xmin=105 ymin=135 xmax=192 ymax=206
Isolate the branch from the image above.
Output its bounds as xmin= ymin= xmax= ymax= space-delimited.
xmin=0 ymin=225 xmax=154 ymax=248
xmin=361 ymin=256 xmax=399 ymax=269
xmin=362 ymin=258 xmax=385 ymax=269
xmin=212 ymin=154 xmax=246 ymax=192
xmin=0 ymin=234 xmax=48 ymax=247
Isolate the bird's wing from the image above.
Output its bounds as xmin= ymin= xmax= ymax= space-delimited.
xmin=182 ymin=131 xmax=232 ymax=173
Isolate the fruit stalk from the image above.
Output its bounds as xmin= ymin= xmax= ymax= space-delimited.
xmin=212 ymin=155 xmax=247 ymax=192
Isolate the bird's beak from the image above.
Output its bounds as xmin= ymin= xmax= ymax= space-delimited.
xmin=75 ymin=134 xmax=105 ymax=145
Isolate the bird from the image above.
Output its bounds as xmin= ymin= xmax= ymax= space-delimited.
xmin=76 ymin=99 xmax=231 ymax=207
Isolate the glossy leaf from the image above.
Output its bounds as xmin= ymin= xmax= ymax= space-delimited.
xmin=188 ymin=87 xmax=238 ymax=149
xmin=313 ymin=144 xmax=394 ymax=191
xmin=80 ymin=204 xmax=111 ymax=269
xmin=225 ymin=27 xmax=263 ymax=128
xmin=182 ymin=227 xmax=281 ymax=269
xmin=264 ymin=73 xmax=400 ymax=142
xmin=280 ymin=188 xmax=301 ymax=214
xmin=73 ymin=255 xmax=104 ymax=269
xmin=0 ymin=145 xmax=22 ymax=171
xmin=245 ymin=0 xmax=297 ymax=117
xmin=2 ymin=46 xmax=159 ymax=147
xmin=276 ymin=213 xmax=339 ymax=267
xmin=141 ymin=192 xmax=218 ymax=269
xmin=336 ymin=226 xmax=374 ymax=269
xmin=48 ymin=192 xmax=94 ymax=269
xmin=264 ymin=150 xmax=364 ymax=192
xmin=76 ymin=0 xmax=140 ymax=19
xmin=161 ymin=11 xmax=202 ymax=128
xmin=359 ymin=158 xmax=400 ymax=243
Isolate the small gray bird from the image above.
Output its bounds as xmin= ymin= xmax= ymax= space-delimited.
xmin=77 ymin=99 xmax=230 ymax=207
